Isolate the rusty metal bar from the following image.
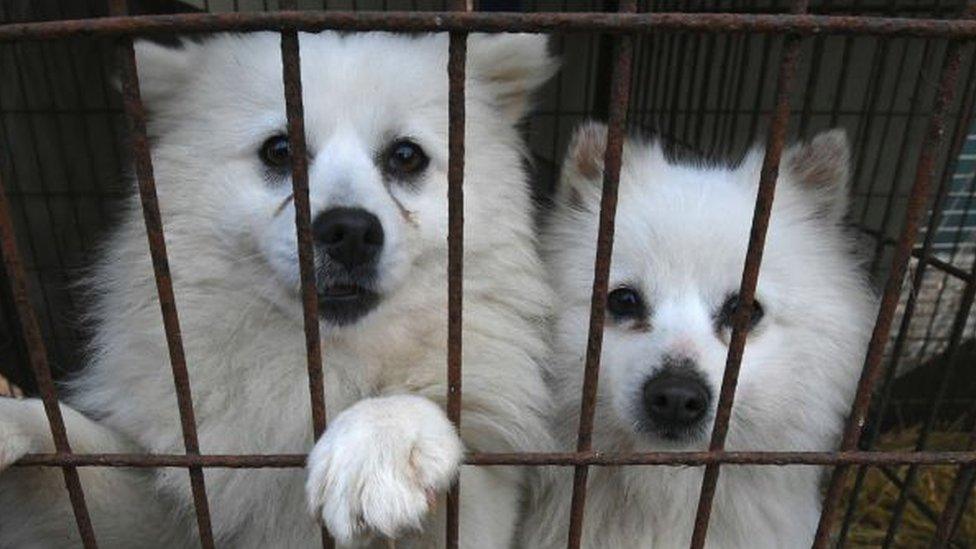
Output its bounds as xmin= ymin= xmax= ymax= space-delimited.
xmin=837 ymin=50 xmax=976 ymax=548
xmin=6 ymin=12 xmax=976 ymax=42
xmin=279 ymin=26 xmax=327 ymax=450
xmin=882 ymin=251 xmax=976 ymax=547
xmin=445 ymin=0 xmax=468 ymax=541
xmin=115 ymin=37 xmax=215 ymax=549
xmin=14 ymin=449 xmax=976 ymax=468
xmin=0 ymin=146 xmax=98 ymax=549
xmin=279 ymin=25 xmax=333 ymax=549
xmin=276 ymin=3 xmax=330 ymax=546
xmin=812 ymin=5 xmax=976 ymax=546
xmin=566 ymin=2 xmax=636 ymax=548
xmin=688 ymin=2 xmax=809 ymax=548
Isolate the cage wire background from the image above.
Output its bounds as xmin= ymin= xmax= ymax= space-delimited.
xmin=0 ymin=0 xmax=975 ymax=547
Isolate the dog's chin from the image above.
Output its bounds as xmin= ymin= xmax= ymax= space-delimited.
xmin=316 ymin=284 xmax=381 ymax=326
xmin=637 ymin=422 xmax=710 ymax=449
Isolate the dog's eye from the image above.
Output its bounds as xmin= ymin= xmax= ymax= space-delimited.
xmin=717 ymin=293 xmax=764 ymax=332
xmin=260 ymin=135 xmax=291 ymax=168
xmin=607 ymin=287 xmax=646 ymax=319
xmin=384 ymin=139 xmax=429 ymax=179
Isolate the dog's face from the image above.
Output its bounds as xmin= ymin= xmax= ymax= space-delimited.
xmin=547 ymin=123 xmax=875 ymax=451
xmin=134 ymin=32 xmax=553 ymax=328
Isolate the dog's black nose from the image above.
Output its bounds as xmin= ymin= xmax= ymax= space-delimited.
xmin=312 ymin=207 xmax=384 ymax=269
xmin=642 ymin=371 xmax=710 ymax=428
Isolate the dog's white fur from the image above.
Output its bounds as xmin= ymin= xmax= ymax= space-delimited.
xmin=521 ymin=123 xmax=877 ymax=548
xmin=0 ymin=31 xmax=556 ymax=548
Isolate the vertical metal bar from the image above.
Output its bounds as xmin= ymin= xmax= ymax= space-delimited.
xmin=812 ymin=5 xmax=976 ymax=547
xmin=445 ymin=25 xmax=467 ymax=549
xmin=110 ymin=3 xmax=212 ymax=545
xmin=279 ymin=30 xmax=327 ymax=448
xmin=276 ymin=0 xmax=333 ymax=542
xmin=837 ymin=51 xmax=976 ymax=548
xmin=116 ymin=37 xmax=215 ymax=549
xmin=688 ymin=3 xmax=809 ymax=548
xmin=565 ymin=2 xmax=636 ymax=548
xmin=0 ymin=142 xmax=97 ymax=549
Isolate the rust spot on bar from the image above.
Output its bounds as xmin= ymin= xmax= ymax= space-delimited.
xmin=279 ymin=28 xmax=334 ymax=549
xmin=566 ymin=3 xmax=637 ymax=549
xmin=689 ymin=3 xmax=810 ymax=548
xmin=117 ymin=36 xmax=215 ymax=549
xmin=812 ymin=3 xmax=976 ymax=547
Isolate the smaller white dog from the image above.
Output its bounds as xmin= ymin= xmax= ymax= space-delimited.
xmin=522 ymin=122 xmax=876 ymax=548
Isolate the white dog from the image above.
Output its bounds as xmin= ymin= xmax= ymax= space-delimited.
xmin=521 ymin=123 xmax=876 ymax=548
xmin=0 ymin=31 xmax=556 ymax=548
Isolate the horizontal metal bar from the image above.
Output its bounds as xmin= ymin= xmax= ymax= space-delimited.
xmin=14 ymin=450 xmax=976 ymax=468
xmin=4 ymin=12 xmax=976 ymax=43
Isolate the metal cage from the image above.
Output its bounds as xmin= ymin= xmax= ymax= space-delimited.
xmin=1 ymin=0 xmax=975 ymax=548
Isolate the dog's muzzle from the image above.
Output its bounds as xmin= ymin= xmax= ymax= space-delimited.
xmin=311 ymin=207 xmax=384 ymax=325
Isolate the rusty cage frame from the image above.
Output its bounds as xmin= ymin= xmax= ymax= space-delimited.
xmin=2 ymin=1 xmax=976 ymax=548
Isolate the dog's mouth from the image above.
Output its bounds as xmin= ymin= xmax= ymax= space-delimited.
xmin=643 ymin=422 xmax=711 ymax=446
xmin=315 ymin=283 xmax=381 ymax=325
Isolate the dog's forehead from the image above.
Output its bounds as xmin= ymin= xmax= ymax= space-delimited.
xmin=606 ymin=166 xmax=809 ymax=293
xmin=194 ymin=33 xmax=448 ymax=130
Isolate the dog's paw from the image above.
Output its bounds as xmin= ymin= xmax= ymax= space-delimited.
xmin=305 ymin=394 xmax=464 ymax=545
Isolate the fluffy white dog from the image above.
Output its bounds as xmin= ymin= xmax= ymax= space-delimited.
xmin=0 ymin=31 xmax=556 ymax=548
xmin=521 ymin=122 xmax=876 ymax=548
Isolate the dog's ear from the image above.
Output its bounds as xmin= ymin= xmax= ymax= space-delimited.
xmin=123 ymin=39 xmax=199 ymax=110
xmin=557 ymin=121 xmax=609 ymax=212
xmin=783 ymin=129 xmax=851 ymax=223
xmin=467 ymin=33 xmax=557 ymax=122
